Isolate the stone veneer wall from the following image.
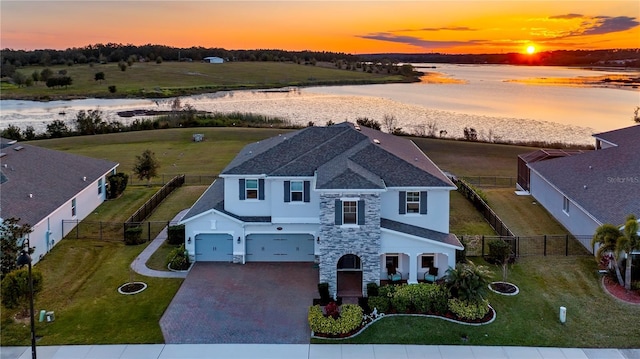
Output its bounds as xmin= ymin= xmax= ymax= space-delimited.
xmin=318 ymin=192 xmax=381 ymax=296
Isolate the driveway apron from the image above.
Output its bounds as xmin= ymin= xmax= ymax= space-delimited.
xmin=160 ymin=262 xmax=319 ymax=344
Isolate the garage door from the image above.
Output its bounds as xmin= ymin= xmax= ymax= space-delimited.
xmin=195 ymin=234 xmax=233 ymax=262
xmin=246 ymin=234 xmax=315 ymax=262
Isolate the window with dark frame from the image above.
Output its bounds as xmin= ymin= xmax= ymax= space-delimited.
xmin=406 ymin=191 xmax=420 ymax=213
xmin=71 ymin=198 xmax=77 ymax=217
xmin=563 ymin=196 xmax=570 ymax=213
xmin=290 ymin=181 xmax=303 ymax=202
xmin=98 ymin=178 xmax=103 ymax=195
xmin=245 ymin=179 xmax=258 ymax=199
xmin=386 ymin=254 xmax=399 ymax=270
xmin=421 ymin=255 xmax=434 ymax=269
xmin=343 ymin=201 xmax=357 ymax=224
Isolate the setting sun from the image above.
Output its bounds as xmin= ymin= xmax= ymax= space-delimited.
xmin=526 ymin=45 xmax=537 ymax=54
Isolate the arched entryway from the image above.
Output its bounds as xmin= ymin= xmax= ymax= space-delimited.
xmin=337 ymin=254 xmax=363 ymax=298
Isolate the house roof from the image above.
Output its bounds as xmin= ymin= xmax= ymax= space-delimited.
xmin=222 ymin=122 xmax=454 ymax=189
xmin=181 ymin=180 xmax=271 ymax=223
xmin=528 ymin=125 xmax=640 ymax=226
xmin=0 ymin=140 xmax=118 ymax=226
xmin=381 ymin=218 xmax=463 ymax=249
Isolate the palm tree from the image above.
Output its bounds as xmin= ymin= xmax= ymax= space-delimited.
xmin=618 ymin=215 xmax=639 ymax=290
xmin=445 ymin=260 xmax=492 ymax=304
xmin=592 ymin=223 xmax=625 ymax=286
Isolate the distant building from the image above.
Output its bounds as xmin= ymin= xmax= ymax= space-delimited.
xmin=203 ymin=57 xmax=224 ymax=64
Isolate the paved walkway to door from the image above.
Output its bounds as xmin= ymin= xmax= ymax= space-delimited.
xmin=160 ymin=262 xmax=318 ymax=344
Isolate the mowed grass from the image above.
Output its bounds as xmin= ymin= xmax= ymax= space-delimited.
xmin=483 ymin=188 xmax=570 ymax=236
xmin=318 ymin=256 xmax=640 ymax=348
xmin=413 ymin=137 xmax=538 ymax=178
xmin=3 ymin=61 xmax=404 ymax=99
xmin=0 ymin=186 xmax=183 ymax=345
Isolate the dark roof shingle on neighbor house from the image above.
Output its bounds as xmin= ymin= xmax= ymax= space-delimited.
xmin=222 ymin=122 xmax=455 ymax=189
xmin=0 ymin=140 xmax=118 ymax=226
xmin=529 ymin=125 xmax=640 ymax=227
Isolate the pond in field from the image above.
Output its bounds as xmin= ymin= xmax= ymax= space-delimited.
xmin=1 ymin=64 xmax=638 ymax=145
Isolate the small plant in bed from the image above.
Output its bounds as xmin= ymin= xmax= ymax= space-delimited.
xmin=167 ymin=244 xmax=190 ymax=271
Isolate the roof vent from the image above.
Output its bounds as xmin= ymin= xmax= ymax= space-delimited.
xmin=14 ymin=146 xmax=24 ymax=151
xmin=2 ymin=163 xmax=6 ymax=168
xmin=355 ymin=125 xmax=361 ymax=131
xmin=589 ymin=165 xmax=592 ymax=169
xmin=373 ymin=139 xmax=380 ymax=144
xmin=29 ymin=193 xmax=33 ymax=198
xmin=584 ymin=185 xmax=588 ymax=189
xmin=0 ymin=153 xmax=6 ymax=158
xmin=83 ymin=176 xmax=87 ymax=181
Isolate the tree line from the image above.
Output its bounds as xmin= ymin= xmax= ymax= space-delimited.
xmin=0 ymin=43 xmax=361 ymax=72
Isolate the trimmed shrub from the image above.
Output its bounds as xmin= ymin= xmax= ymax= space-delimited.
xmin=167 ymin=224 xmax=185 ymax=245
xmin=448 ymin=298 xmax=490 ymax=320
xmin=390 ymin=285 xmax=412 ymax=313
xmin=124 ymin=226 xmax=144 ymax=245
xmin=367 ymin=296 xmax=390 ymax=313
xmin=366 ymin=282 xmax=379 ymax=297
xmin=167 ymin=244 xmax=190 ymax=270
xmin=308 ymin=304 xmax=363 ymax=335
xmin=318 ymin=282 xmax=331 ymax=303
xmin=107 ymin=172 xmax=128 ymax=199
xmin=1 ymin=268 xmax=44 ymax=313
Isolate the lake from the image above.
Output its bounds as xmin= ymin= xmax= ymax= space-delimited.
xmin=1 ymin=64 xmax=638 ymax=145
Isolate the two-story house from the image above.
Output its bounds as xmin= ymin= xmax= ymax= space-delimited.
xmin=179 ymin=123 xmax=462 ymax=296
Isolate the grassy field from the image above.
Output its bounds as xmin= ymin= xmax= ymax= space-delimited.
xmin=316 ymin=256 xmax=640 ymax=348
xmin=2 ymin=61 xmax=405 ymax=100
xmin=413 ymin=137 xmax=538 ymax=178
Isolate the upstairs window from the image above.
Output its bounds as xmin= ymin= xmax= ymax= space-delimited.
xmin=245 ymin=179 xmax=258 ymax=199
xmin=335 ymin=199 xmax=365 ymax=225
xmin=343 ymin=201 xmax=357 ymax=224
xmin=399 ymin=191 xmax=428 ymax=214
xmin=284 ymin=180 xmax=310 ymax=202
xmin=239 ymin=178 xmax=265 ymax=200
xmin=406 ymin=191 xmax=420 ymax=213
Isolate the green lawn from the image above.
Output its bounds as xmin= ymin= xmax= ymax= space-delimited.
xmin=0 ymin=187 xmax=183 ymax=345
xmin=2 ymin=62 xmax=405 ymax=100
xmin=316 ymin=256 xmax=640 ymax=348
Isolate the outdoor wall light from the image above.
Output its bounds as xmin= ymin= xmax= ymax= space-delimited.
xmin=317 ymin=237 xmax=320 ymax=244
xmin=237 ymin=237 xmax=241 ymax=244
xmin=187 ymin=237 xmax=191 ymax=244
xmin=277 ymin=227 xmax=283 ymax=231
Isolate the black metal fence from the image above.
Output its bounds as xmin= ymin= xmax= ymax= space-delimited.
xmin=460 ymin=234 xmax=593 ymax=257
xmin=62 ymin=220 xmax=181 ymax=242
xmin=461 ymin=176 xmax=517 ymax=188
xmin=128 ymin=174 xmax=217 ymax=186
xmin=453 ymin=177 xmax=515 ymax=237
xmin=126 ymin=175 xmax=185 ymax=224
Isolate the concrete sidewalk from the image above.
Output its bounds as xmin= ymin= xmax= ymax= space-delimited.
xmin=130 ymin=209 xmax=190 ymax=279
xmin=2 ymin=344 xmax=639 ymax=359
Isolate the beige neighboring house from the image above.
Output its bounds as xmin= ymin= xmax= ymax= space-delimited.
xmin=0 ymin=138 xmax=118 ymax=264
xmin=520 ymin=125 xmax=640 ymax=252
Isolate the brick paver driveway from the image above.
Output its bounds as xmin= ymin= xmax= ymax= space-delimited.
xmin=160 ymin=262 xmax=318 ymax=344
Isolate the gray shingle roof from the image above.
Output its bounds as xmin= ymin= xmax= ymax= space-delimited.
xmin=0 ymin=141 xmax=118 ymax=226
xmin=223 ymin=122 xmax=454 ymax=189
xmin=529 ymin=125 xmax=640 ymax=226
xmin=181 ymin=180 xmax=271 ymax=222
xmin=381 ymin=218 xmax=463 ymax=248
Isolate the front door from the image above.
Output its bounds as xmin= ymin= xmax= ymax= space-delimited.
xmin=336 ymin=254 xmax=363 ymax=297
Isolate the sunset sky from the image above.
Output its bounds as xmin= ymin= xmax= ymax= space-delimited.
xmin=1 ymin=1 xmax=639 ymax=54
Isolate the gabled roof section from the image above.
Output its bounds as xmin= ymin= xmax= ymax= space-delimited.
xmin=381 ymin=218 xmax=463 ymax=249
xmin=529 ymin=125 xmax=640 ymax=226
xmin=222 ymin=122 xmax=454 ymax=190
xmin=180 ymin=180 xmax=271 ymax=223
xmin=593 ymin=125 xmax=639 ymax=147
xmin=0 ymin=142 xmax=118 ymax=226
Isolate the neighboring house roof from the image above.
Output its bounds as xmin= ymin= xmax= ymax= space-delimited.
xmin=0 ymin=140 xmax=118 ymax=226
xmin=381 ymin=218 xmax=463 ymax=249
xmin=222 ymin=122 xmax=455 ymax=189
xmin=182 ymin=180 xmax=271 ymax=222
xmin=528 ymin=125 xmax=640 ymax=226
